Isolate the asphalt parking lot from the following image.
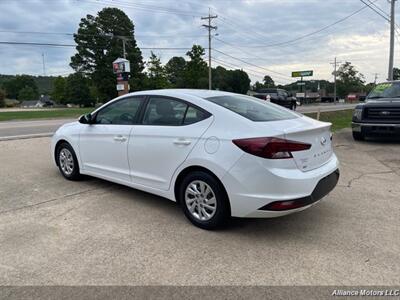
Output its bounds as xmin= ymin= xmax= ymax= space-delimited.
xmin=0 ymin=130 xmax=399 ymax=285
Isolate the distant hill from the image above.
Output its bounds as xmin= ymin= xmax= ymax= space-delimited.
xmin=0 ymin=74 xmax=57 ymax=95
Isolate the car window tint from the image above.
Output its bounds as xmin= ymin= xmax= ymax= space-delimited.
xmin=95 ymin=97 xmax=144 ymax=125
xmin=206 ymin=95 xmax=298 ymax=122
xmin=184 ymin=106 xmax=210 ymax=125
xmin=143 ymin=97 xmax=188 ymax=126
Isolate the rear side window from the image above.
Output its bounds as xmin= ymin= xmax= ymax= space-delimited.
xmin=143 ymin=97 xmax=187 ymax=125
xmin=184 ymin=106 xmax=209 ymax=125
xmin=206 ymin=95 xmax=297 ymax=122
xmin=142 ymin=97 xmax=211 ymax=126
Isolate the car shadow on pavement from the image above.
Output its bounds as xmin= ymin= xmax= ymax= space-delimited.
xmin=79 ymin=175 xmax=325 ymax=237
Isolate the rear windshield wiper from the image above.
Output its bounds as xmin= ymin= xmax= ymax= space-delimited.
xmin=367 ymin=96 xmax=383 ymax=99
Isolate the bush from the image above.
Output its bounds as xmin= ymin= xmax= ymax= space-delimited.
xmin=0 ymin=89 xmax=5 ymax=108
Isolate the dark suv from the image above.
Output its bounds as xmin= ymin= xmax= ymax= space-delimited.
xmin=352 ymin=81 xmax=400 ymax=140
xmin=253 ymin=88 xmax=297 ymax=110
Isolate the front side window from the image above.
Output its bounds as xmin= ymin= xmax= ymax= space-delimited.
xmin=95 ymin=97 xmax=144 ymax=125
xmin=206 ymin=95 xmax=298 ymax=122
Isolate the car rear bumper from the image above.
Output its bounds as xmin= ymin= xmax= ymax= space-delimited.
xmin=222 ymin=153 xmax=339 ymax=217
xmin=352 ymin=122 xmax=400 ymax=135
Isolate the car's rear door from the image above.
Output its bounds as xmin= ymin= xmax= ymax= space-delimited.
xmin=79 ymin=96 xmax=145 ymax=182
xmin=128 ymin=96 xmax=213 ymax=191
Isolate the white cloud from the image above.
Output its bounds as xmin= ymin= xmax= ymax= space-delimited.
xmin=0 ymin=0 xmax=396 ymax=84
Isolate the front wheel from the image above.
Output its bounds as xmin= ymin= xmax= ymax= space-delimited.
xmin=179 ymin=171 xmax=230 ymax=230
xmin=56 ymin=142 xmax=81 ymax=180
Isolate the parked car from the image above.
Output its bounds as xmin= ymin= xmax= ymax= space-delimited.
xmin=352 ymin=81 xmax=400 ymax=140
xmin=253 ymin=88 xmax=297 ymax=110
xmin=52 ymin=89 xmax=339 ymax=229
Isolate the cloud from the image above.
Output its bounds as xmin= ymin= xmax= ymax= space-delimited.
xmin=0 ymin=0 xmax=396 ymax=84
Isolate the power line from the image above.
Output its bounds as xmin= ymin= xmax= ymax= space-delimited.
xmin=0 ymin=30 xmax=207 ymax=39
xmin=365 ymin=0 xmax=390 ymax=17
xmin=213 ymin=48 xmax=292 ymax=80
xmin=82 ymin=0 xmax=202 ymax=18
xmin=0 ymin=41 xmax=192 ymax=50
xmin=359 ymin=0 xmax=390 ymax=21
xmin=217 ymin=0 xmax=380 ymax=49
xmin=213 ymin=38 xmax=292 ymax=80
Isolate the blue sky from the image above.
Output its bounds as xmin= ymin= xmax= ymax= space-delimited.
xmin=0 ymin=0 xmax=397 ymax=84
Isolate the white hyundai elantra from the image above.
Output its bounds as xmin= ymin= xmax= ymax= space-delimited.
xmin=51 ymin=89 xmax=339 ymax=229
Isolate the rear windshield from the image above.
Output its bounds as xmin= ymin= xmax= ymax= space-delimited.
xmin=206 ymin=95 xmax=298 ymax=122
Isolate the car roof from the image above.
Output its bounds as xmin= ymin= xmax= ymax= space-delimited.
xmin=125 ymin=89 xmax=236 ymax=99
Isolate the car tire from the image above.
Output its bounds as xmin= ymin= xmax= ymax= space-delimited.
xmin=352 ymin=131 xmax=365 ymax=141
xmin=179 ymin=171 xmax=230 ymax=230
xmin=56 ymin=142 xmax=81 ymax=180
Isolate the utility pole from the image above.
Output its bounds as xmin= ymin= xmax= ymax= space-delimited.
xmin=202 ymin=9 xmax=217 ymax=90
xmin=388 ymin=0 xmax=396 ymax=80
xmin=42 ymin=53 xmax=46 ymax=76
xmin=331 ymin=57 xmax=341 ymax=104
xmin=118 ymin=36 xmax=129 ymax=59
xmin=373 ymin=73 xmax=379 ymax=84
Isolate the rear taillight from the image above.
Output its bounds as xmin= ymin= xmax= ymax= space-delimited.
xmin=232 ymin=137 xmax=311 ymax=159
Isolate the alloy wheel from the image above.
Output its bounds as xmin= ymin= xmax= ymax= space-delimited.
xmin=185 ymin=180 xmax=217 ymax=221
xmin=59 ymin=148 xmax=74 ymax=176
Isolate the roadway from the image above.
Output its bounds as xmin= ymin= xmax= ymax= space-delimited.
xmin=0 ymin=103 xmax=357 ymax=140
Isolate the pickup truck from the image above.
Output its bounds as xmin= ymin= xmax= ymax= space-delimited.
xmin=253 ymin=88 xmax=297 ymax=110
xmin=352 ymin=81 xmax=400 ymax=140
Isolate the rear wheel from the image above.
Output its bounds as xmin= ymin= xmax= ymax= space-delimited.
xmin=352 ymin=131 xmax=365 ymax=141
xmin=56 ymin=142 xmax=81 ymax=180
xmin=179 ymin=171 xmax=230 ymax=230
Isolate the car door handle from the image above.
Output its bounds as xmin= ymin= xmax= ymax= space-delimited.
xmin=173 ymin=139 xmax=191 ymax=146
xmin=113 ymin=135 xmax=127 ymax=142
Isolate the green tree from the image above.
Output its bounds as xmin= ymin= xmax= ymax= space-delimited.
xmin=70 ymin=7 xmax=144 ymax=101
xmin=212 ymin=66 xmax=229 ymax=91
xmin=145 ymin=52 xmax=170 ymax=89
xmin=184 ymin=45 xmax=208 ymax=89
xmin=226 ymin=69 xmax=251 ymax=94
xmin=18 ymin=86 xmax=37 ymax=100
xmin=263 ymin=75 xmax=275 ymax=88
xmin=64 ymin=73 xmax=92 ymax=107
xmin=393 ymin=67 xmax=400 ymax=80
xmin=52 ymin=76 xmax=66 ymax=103
xmin=252 ymin=81 xmax=264 ymax=91
xmin=0 ymin=89 xmax=5 ymax=108
xmin=165 ymin=56 xmax=186 ymax=87
xmin=3 ymin=75 xmax=39 ymax=100
xmin=336 ymin=62 xmax=365 ymax=97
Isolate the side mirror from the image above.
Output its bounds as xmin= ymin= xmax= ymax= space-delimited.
xmin=79 ymin=113 xmax=93 ymax=124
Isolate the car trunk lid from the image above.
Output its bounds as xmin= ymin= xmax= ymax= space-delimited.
xmin=282 ymin=117 xmax=332 ymax=172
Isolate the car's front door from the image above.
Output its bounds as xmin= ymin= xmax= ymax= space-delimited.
xmin=79 ymin=96 xmax=145 ymax=182
xmin=128 ymin=96 xmax=213 ymax=191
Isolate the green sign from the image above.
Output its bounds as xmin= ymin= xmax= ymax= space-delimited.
xmin=292 ymin=70 xmax=313 ymax=77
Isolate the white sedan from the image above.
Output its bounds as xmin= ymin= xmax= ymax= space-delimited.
xmin=51 ymin=89 xmax=339 ymax=229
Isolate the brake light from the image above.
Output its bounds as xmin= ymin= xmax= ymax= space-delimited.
xmin=232 ymin=137 xmax=311 ymax=159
